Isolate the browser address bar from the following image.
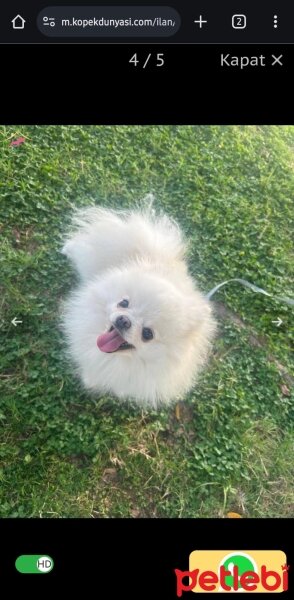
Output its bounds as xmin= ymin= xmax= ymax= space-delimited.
xmin=37 ymin=6 xmax=181 ymax=37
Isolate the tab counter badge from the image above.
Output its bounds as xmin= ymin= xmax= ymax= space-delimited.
xmin=15 ymin=555 xmax=54 ymax=573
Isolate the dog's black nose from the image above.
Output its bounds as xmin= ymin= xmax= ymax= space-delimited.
xmin=115 ymin=315 xmax=131 ymax=330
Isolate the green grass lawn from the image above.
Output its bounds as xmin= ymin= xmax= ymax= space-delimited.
xmin=0 ymin=125 xmax=293 ymax=518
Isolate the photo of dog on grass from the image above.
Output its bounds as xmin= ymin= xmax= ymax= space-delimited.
xmin=61 ymin=203 xmax=216 ymax=407
xmin=0 ymin=125 xmax=293 ymax=518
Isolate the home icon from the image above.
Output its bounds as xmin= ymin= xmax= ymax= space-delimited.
xmin=11 ymin=15 xmax=26 ymax=29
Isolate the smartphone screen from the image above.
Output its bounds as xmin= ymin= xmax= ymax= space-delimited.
xmin=0 ymin=0 xmax=293 ymax=592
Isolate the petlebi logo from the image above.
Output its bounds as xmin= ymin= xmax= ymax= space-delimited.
xmin=175 ymin=550 xmax=289 ymax=594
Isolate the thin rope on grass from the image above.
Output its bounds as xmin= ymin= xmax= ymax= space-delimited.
xmin=206 ymin=278 xmax=294 ymax=307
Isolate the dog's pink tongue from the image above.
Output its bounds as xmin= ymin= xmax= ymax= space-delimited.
xmin=97 ymin=329 xmax=125 ymax=353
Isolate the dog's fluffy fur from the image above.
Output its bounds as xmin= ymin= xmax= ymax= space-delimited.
xmin=61 ymin=205 xmax=216 ymax=408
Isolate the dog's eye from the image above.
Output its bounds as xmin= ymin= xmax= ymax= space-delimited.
xmin=118 ymin=299 xmax=129 ymax=308
xmin=142 ymin=327 xmax=154 ymax=341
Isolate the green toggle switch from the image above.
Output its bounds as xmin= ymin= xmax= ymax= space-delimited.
xmin=15 ymin=555 xmax=54 ymax=573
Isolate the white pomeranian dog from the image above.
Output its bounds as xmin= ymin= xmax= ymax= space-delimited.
xmin=61 ymin=202 xmax=216 ymax=408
